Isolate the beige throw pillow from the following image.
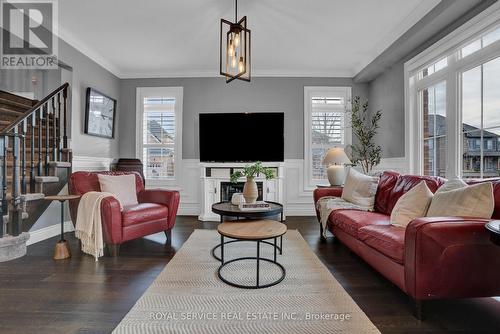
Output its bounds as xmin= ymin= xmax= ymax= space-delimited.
xmin=97 ymin=174 xmax=139 ymax=210
xmin=435 ymin=178 xmax=467 ymax=194
xmin=427 ymin=182 xmax=494 ymax=218
xmin=390 ymin=181 xmax=433 ymax=228
xmin=341 ymin=168 xmax=379 ymax=211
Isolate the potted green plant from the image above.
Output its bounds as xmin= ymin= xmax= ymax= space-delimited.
xmin=348 ymin=96 xmax=382 ymax=174
xmin=230 ymin=162 xmax=275 ymax=203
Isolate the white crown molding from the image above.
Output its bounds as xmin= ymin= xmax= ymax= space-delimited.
xmin=352 ymin=0 xmax=441 ymax=76
xmin=57 ymin=26 xmax=123 ymax=77
xmin=119 ymin=68 xmax=355 ymax=79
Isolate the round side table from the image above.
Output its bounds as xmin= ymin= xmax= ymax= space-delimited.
xmin=486 ymin=221 xmax=500 ymax=246
xmin=44 ymin=194 xmax=81 ymax=260
xmin=217 ymin=219 xmax=287 ymax=289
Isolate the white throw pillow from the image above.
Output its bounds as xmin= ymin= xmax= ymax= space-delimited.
xmin=97 ymin=174 xmax=138 ymax=210
xmin=435 ymin=178 xmax=467 ymax=194
xmin=341 ymin=168 xmax=379 ymax=211
xmin=427 ymin=182 xmax=494 ymax=219
xmin=390 ymin=181 xmax=433 ymax=228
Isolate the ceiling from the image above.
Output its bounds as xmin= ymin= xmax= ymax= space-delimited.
xmin=59 ymin=0 xmax=441 ymax=78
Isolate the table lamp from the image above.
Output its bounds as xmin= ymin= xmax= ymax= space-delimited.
xmin=322 ymin=147 xmax=352 ymax=186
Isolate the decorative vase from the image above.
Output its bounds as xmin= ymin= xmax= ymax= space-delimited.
xmin=231 ymin=193 xmax=245 ymax=206
xmin=243 ymin=177 xmax=258 ymax=203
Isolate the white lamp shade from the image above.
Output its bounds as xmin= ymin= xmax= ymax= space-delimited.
xmin=322 ymin=147 xmax=352 ymax=166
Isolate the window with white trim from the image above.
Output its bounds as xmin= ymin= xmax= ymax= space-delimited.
xmin=405 ymin=4 xmax=500 ymax=179
xmin=136 ymin=87 xmax=183 ymax=183
xmin=304 ymin=86 xmax=351 ymax=188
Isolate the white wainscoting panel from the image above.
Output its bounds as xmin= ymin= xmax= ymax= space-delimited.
xmin=72 ymin=156 xmax=114 ymax=171
xmin=283 ymin=159 xmax=316 ymax=216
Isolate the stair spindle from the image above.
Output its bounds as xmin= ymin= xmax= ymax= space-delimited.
xmin=0 ymin=136 xmax=5 ymax=238
xmin=63 ymin=87 xmax=68 ymax=153
xmin=1 ymin=136 xmax=8 ymax=217
xmin=10 ymin=128 xmax=22 ymax=236
xmin=56 ymin=93 xmax=61 ymax=161
xmin=51 ymin=97 xmax=57 ymax=161
xmin=29 ymin=113 xmax=36 ymax=192
xmin=44 ymin=103 xmax=49 ymax=174
xmin=20 ymin=120 xmax=27 ymax=194
xmin=37 ymin=108 xmax=43 ymax=176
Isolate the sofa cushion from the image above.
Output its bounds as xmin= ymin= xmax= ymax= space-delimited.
xmin=330 ymin=210 xmax=390 ymax=239
xmin=341 ymin=168 xmax=379 ymax=210
xmin=122 ymin=203 xmax=168 ymax=227
xmin=391 ymin=181 xmax=433 ymax=228
xmin=98 ymin=174 xmax=139 ymax=209
xmin=427 ymin=182 xmax=494 ymax=219
xmin=374 ymin=171 xmax=400 ymax=215
xmin=386 ymin=175 xmax=445 ymax=214
xmin=466 ymin=178 xmax=500 ymax=219
xmin=358 ymin=225 xmax=406 ymax=264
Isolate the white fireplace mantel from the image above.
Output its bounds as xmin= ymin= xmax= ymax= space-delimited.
xmin=198 ymin=162 xmax=285 ymax=221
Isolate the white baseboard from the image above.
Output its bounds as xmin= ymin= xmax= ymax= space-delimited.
xmin=27 ymin=221 xmax=74 ymax=245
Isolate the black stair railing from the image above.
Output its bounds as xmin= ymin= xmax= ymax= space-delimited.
xmin=0 ymin=83 xmax=70 ymax=238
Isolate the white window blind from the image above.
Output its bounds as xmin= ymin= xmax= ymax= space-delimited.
xmin=142 ymin=97 xmax=176 ymax=179
xmin=311 ymin=99 xmax=345 ymax=179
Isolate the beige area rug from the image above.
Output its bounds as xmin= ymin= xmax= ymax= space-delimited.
xmin=113 ymin=229 xmax=380 ymax=334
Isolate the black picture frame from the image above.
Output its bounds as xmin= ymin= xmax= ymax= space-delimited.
xmin=84 ymin=88 xmax=116 ymax=139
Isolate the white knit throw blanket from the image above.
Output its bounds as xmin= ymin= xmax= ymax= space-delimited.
xmin=316 ymin=196 xmax=370 ymax=238
xmin=75 ymin=191 xmax=116 ymax=261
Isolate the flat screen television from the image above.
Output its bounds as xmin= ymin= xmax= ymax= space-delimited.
xmin=199 ymin=112 xmax=284 ymax=162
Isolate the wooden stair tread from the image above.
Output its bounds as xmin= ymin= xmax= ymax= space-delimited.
xmin=34 ymin=176 xmax=59 ymax=183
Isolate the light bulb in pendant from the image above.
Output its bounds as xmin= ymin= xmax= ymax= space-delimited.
xmin=238 ymin=56 xmax=245 ymax=73
xmin=228 ymin=39 xmax=234 ymax=57
xmin=231 ymin=53 xmax=237 ymax=68
xmin=234 ymin=32 xmax=240 ymax=47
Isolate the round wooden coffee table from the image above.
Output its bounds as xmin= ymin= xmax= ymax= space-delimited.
xmin=211 ymin=201 xmax=285 ymax=261
xmin=217 ymin=219 xmax=287 ymax=289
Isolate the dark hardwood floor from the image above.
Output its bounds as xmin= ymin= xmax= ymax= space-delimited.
xmin=0 ymin=216 xmax=499 ymax=334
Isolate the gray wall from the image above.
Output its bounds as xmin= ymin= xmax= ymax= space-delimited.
xmin=119 ymin=77 xmax=368 ymax=160
xmin=59 ymin=39 xmax=121 ymax=159
xmin=30 ymin=40 xmax=120 ymax=232
xmin=367 ymin=62 xmax=405 ymax=158
xmin=363 ymin=0 xmax=496 ymax=158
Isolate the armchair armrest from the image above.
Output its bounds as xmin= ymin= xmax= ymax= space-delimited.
xmin=313 ymin=187 xmax=343 ymax=222
xmin=100 ymin=196 xmax=123 ymax=244
xmin=404 ymin=217 xmax=500 ymax=300
xmin=138 ymin=189 xmax=180 ymax=229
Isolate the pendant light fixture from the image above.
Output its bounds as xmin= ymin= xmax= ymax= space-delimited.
xmin=220 ymin=0 xmax=251 ymax=83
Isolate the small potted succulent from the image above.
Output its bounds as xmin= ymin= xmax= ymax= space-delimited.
xmin=230 ymin=162 xmax=275 ymax=203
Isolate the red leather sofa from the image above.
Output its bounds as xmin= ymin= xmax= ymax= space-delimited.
xmin=313 ymin=171 xmax=500 ymax=316
xmin=69 ymin=171 xmax=180 ymax=256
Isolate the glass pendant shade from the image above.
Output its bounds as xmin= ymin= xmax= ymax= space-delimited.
xmin=220 ymin=10 xmax=251 ymax=83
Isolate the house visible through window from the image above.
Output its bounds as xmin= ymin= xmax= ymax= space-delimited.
xmin=406 ymin=10 xmax=500 ymax=179
xmin=136 ymin=87 xmax=183 ymax=183
xmin=143 ymin=98 xmax=176 ymax=179
xmin=304 ymin=87 xmax=351 ymax=188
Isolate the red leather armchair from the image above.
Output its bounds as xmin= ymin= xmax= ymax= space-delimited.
xmin=68 ymin=171 xmax=180 ymax=256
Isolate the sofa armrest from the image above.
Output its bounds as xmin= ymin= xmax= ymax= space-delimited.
xmin=404 ymin=217 xmax=500 ymax=300
xmin=313 ymin=187 xmax=343 ymax=222
xmin=138 ymin=189 xmax=180 ymax=229
xmin=100 ymin=196 xmax=123 ymax=244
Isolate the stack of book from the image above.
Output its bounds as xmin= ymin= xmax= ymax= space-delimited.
xmin=238 ymin=201 xmax=271 ymax=211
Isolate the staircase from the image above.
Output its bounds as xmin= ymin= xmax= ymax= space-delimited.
xmin=0 ymin=83 xmax=72 ymax=261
